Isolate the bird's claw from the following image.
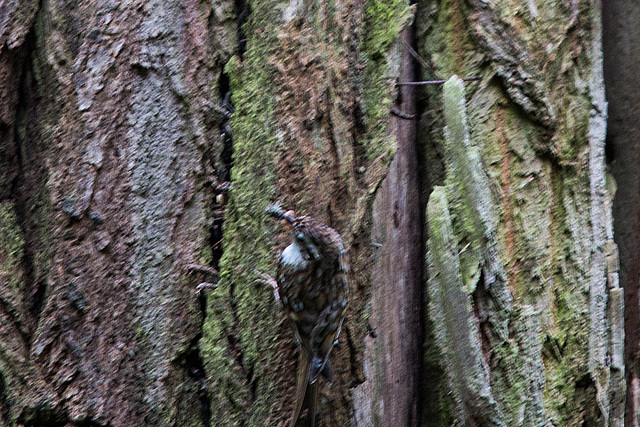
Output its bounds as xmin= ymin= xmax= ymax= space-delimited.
xmin=195 ymin=282 xmax=217 ymax=294
xmin=186 ymin=264 xmax=219 ymax=294
xmin=253 ymin=270 xmax=281 ymax=305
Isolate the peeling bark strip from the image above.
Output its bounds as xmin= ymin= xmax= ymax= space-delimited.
xmin=427 ymin=76 xmax=508 ymax=426
xmin=427 ymin=187 xmax=505 ymax=426
xmin=441 ymin=76 xmax=512 ymax=332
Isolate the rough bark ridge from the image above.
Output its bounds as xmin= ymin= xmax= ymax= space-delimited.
xmin=0 ymin=0 xmax=236 ymax=425
xmin=351 ymin=26 xmax=422 ymax=427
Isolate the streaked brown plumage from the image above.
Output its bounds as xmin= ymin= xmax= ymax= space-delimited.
xmin=267 ymin=205 xmax=349 ymax=426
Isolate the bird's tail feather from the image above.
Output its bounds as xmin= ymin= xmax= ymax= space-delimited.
xmin=292 ymin=351 xmax=310 ymax=427
xmin=291 ymin=351 xmax=322 ymax=427
xmin=306 ymin=381 xmax=317 ymax=427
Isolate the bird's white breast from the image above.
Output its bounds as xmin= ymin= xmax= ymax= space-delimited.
xmin=281 ymin=243 xmax=307 ymax=270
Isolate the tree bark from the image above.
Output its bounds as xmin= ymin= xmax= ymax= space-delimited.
xmin=200 ymin=1 xmax=415 ymax=424
xmin=351 ymin=26 xmax=422 ymax=427
xmin=418 ymin=0 xmax=623 ymax=425
xmin=0 ymin=0 xmax=235 ymax=425
xmin=0 ymin=0 xmax=627 ymax=426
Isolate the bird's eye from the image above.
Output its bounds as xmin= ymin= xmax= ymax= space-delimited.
xmin=296 ymin=233 xmax=305 ymax=241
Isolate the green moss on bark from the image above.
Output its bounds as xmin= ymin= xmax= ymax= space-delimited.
xmin=364 ymin=0 xmax=414 ymax=56
xmin=361 ymin=0 xmax=413 ymax=161
xmin=420 ymin=2 xmax=615 ymax=425
xmin=200 ymin=2 xmax=281 ymax=424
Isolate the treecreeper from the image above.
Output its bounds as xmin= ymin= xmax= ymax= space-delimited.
xmin=263 ymin=204 xmax=349 ymax=427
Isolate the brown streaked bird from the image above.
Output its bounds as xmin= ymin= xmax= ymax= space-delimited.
xmin=266 ymin=204 xmax=349 ymax=427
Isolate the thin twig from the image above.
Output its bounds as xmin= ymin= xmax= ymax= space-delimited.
xmin=396 ymin=76 xmax=482 ymax=86
xmin=402 ymin=39 xmax=430 ymax=71
xmin=390 ymin=108 xmax=416 ymax=120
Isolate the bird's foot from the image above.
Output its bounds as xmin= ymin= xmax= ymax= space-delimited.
xmin=254 ymin=270 xmax=281 ymax=306
xmin=185 ymin=264 xmax=219 ymax=294
xmin=195 ymin=282 xmax=217 ymax=293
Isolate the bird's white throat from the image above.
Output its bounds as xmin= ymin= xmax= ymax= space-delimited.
xmin=281 ymin=243 xmax=306 ymax=269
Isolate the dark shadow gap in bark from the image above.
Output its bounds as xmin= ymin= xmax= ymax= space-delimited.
xmin=602 ymin=1 xmax=640 ymax=424
xmin=213 ymin=60 xmax=241 ymax=386
xmin=0 ymin=372 xmax=9 ymax=426
xmin=235 ymin=0 xmax=250 ymax=59
xmin=413 ymin=30 xmax=448 ymax=427
xmin=471 ymin=275 xmax=493 ymax=364
xmin=191 ymin=60 xmax=237 ymax=427
xmin=344 ymin=324 xmax=363 ymax=388
xmin=395 ymin=24 xmax=422 ymax=426
xmin=604 ymin=124 xmax=614 ymax=164
xmin=10 ymin=25 xmax=47 ymax=345
xmin=190 ymin=273 xmax=214 ymax=427
xmin=403 ymin=13 xmax=428 ymax=427
xmin=574 ymin=373 xmax=603 ymax=426
xmin=189 ymin=286 xmax=215 ymax=419
xmin=29 ymin=281 xmax=47 ymax=327
xmin=180 ymin=333 xmax=212 ymax=427
xmin=218 ymin=71 xmax=234 ymax=184
xmin=17 ymin=404 xmax=68 ymax=427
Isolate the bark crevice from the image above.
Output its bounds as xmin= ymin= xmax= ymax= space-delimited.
xmin=9 ymin=25 xmax=46 ymax=350
xmin=603 ymin=1 xmax=640 ymax=424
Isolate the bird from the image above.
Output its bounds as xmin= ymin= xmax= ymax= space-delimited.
xmin=265 ymin=204 xmax=349 ymax=427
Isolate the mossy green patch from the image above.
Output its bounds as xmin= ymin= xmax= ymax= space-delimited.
xmin=363 ymin=0 xmax=413 ymax=58
xmin=360 ymin=0 xmax=413 ymax=162
xmin=361 ymin=60 xmax=396 ymax=162
xmin=200 ymin=2 xmax=282 ymax=424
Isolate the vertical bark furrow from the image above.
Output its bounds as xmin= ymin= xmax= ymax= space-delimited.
xmin=588 ymin=2 xmax=625 ymax=424
xmin=603 ymin=0 xmax=640 ymax=424
xmin=356 ymin=24 xmax=422 ymax=426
